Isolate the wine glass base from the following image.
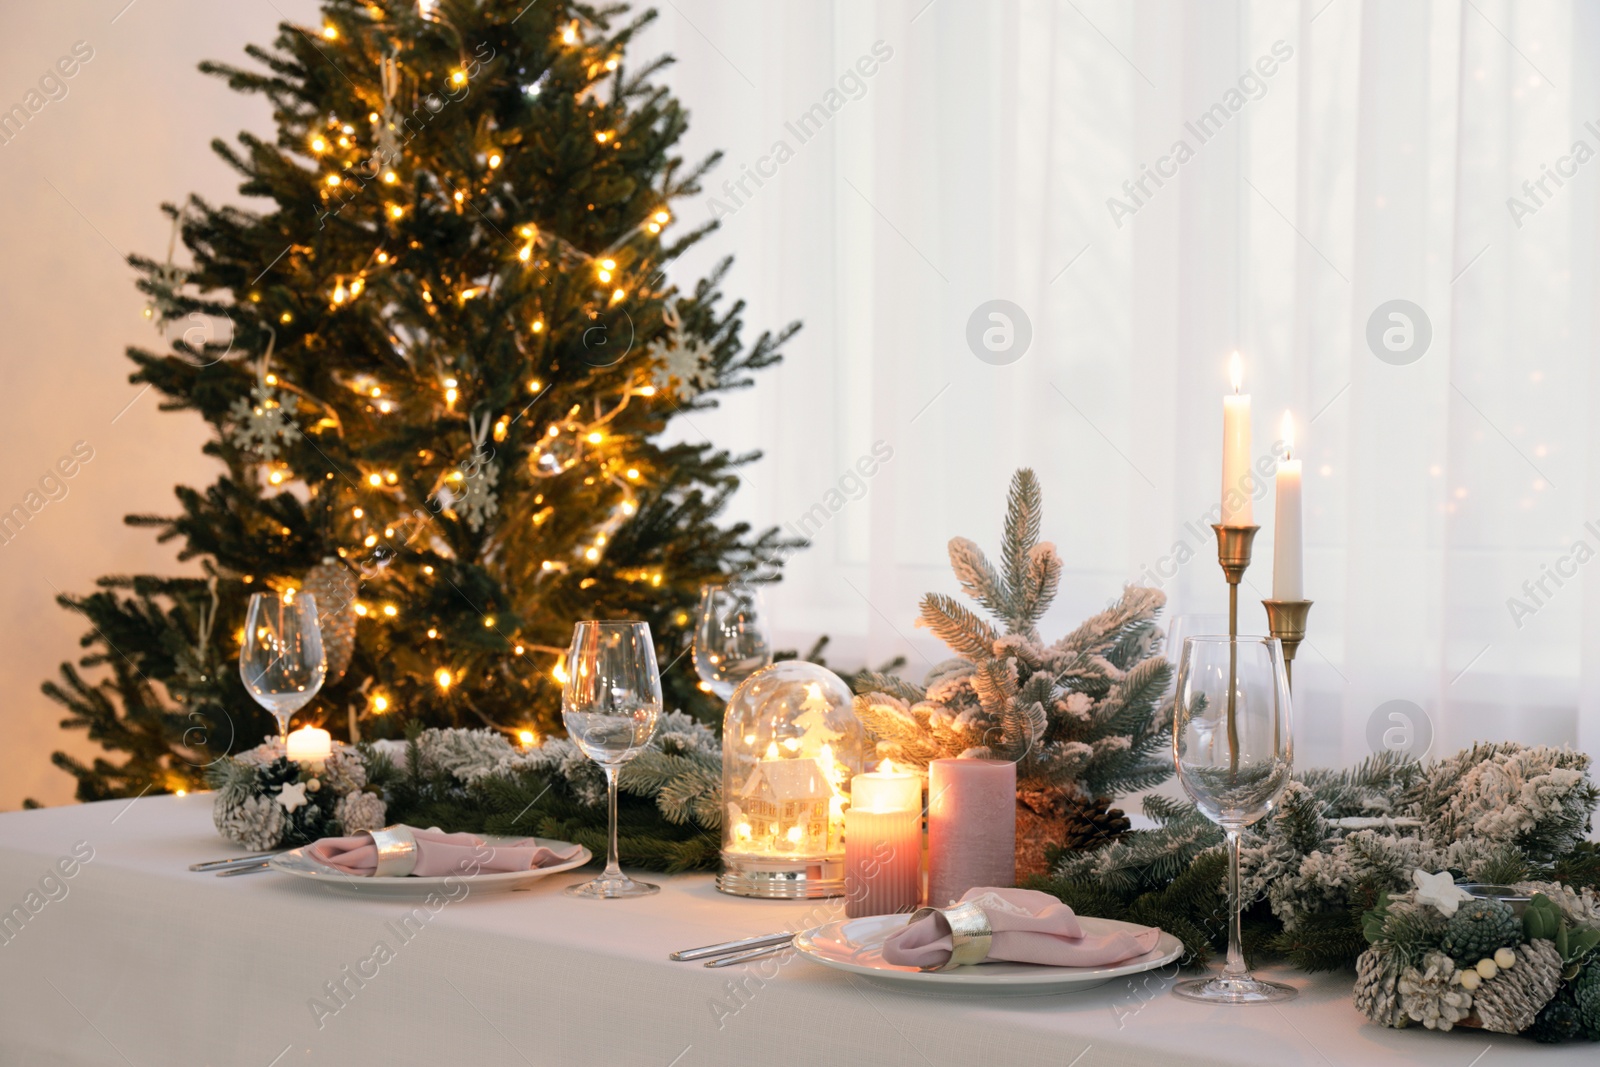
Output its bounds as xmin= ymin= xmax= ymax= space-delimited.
xmin=565 ymin=874 xmax=660 ymax=900
xmin=1172 ymin=975 xmax=1297 ymax=1004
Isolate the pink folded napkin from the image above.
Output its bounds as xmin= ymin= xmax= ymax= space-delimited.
xmin=881 ymin=887 xmax=1160 ymax=969
xmin=307 ymin=827 xmax=582 ymax=878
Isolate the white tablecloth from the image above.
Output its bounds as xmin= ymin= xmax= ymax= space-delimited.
xmin=0 ymin=794 xmax=1589 ymax=1066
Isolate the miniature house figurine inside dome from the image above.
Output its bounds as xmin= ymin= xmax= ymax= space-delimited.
xmin=719 ymin=661 xmax=864 ymax=898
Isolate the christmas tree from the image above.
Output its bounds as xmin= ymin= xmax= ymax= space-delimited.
xmin=40 ymin=0 xmax=799 ymax=803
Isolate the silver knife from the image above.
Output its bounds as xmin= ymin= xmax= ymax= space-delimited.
xmin=190 ymin=852 xmax=282 ymax=872
xmin=669 ymin=931 xmax=794 ymax=961
xmin=216 ymin=861 xmax=273 ymax=877
xmin=704 ymin=941 xmax=795 ymax=968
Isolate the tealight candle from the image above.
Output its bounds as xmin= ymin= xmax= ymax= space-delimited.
xmin=844 ymin=760 xmax=922 ymax=918
xmin=285 ymin=726 xmax=332 ymax=764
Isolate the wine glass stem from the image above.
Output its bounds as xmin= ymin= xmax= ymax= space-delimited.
xmin=1224 ymin=826 xmax=1247 ymax=978
xmin=603 ymin=764 xmax=623 ymax=880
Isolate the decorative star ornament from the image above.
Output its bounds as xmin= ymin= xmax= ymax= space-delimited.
xmin=1412 ymin=868 xmax=1472 ymax=916
xmin=276 ymin=781 xmax=309 ymax=813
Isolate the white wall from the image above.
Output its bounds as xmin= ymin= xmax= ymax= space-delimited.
xmin=0 ymin=0 xmax=319 ymax=808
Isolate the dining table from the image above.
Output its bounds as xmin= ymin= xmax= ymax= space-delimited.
xmin=1 ymin=792 xmax=1591 ymax=1066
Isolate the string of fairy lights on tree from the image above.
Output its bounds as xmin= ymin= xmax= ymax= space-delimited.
xmin=197 ymin=1 xmax=715 ymax=741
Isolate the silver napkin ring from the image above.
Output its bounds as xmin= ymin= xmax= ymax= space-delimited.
xmin=368 ymin=825 xmax=418 ymax=878
xmin=908 ymin=901 xmax=993 ymax=971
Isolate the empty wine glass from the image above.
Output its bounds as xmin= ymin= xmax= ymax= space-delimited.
xmin=693 ymin=581 xmax=772 ymax=700
xmin=563 ymin=620 xmax=663 ymax=899
xmin=239 ymin=591 xmax=327 ymax=744
xmin=1165 ymin=614 xmax=1229 ymax=666
xmin=1172 ymin=635 xmax=1295 ymax=1003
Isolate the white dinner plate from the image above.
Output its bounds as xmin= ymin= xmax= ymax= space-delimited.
xmin=792 ymin=913 xmax=1184 ymax=995
xmin=267 ymin=835 xmax=591 ymax=897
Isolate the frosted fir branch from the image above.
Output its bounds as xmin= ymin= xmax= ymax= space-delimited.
xmin=947 ymin=536 xmax=1010 ymax=620
xmin=1088 ymin=657 xmax=1171 ymax=739
xmin=970 ymin=657 xmax=1019 ymax=718
xmin=918 ymin=592 xmax=999 ymax=661
xmin=849 ymin=669 xmax=925 ymax=703
xmin=1012 ymin=541 xmax=1062 ymax=634
xmin=1000 ymin=469 xmax=1044 ymax=621
xmin=1051 ymin=585 xmax=1167 ymax=660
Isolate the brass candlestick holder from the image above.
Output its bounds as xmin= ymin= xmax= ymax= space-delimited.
xmin=1262 ymin=599 xmax=1313 ymax=691
xmin=1211 ymin=524 xmax=1258 ymax=773
xmin=1211 ymin=524 xmax=1260 ymax=637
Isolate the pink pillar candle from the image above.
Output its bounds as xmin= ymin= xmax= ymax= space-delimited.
xmin=927 ymin=758 xmax=1015 ymax=907
xmin=844 ymin=763 xmax=922 ymax=918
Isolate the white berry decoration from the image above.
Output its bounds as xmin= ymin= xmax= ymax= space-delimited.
xmin=1493 ymin=947 xmax=1516 ymax=970
xmin=1458 ymin=970 xmax=1482 ymax=991
xmin=1475 ymin=959 xmax=1498 ymax=980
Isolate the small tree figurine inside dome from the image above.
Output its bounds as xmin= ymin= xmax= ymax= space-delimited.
xmin=720 ymin=661 xmax=864 ymax=898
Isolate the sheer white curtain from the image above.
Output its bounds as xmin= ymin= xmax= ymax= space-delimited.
xmin=646 ymin=0 xmax=1600 ymax=770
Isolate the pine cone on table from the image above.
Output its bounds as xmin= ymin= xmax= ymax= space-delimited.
xmin=1354 ymin=944 xmax=1408 ymax=1028
xmin=1471 ymin=940 xmax=1563 ymax=1034
xmin=1440 ymin=898 xmax=1521 ymax=964
xmin=1529 ymin=989 xmax=1585 ymax=1043
xmin=1014 ymin=790 xmax=1130 ymax=878
xmin=214 ymin=793 xmax=286 ymax=851
xmin=335 ymin=790 xmax=387 ymax=834
xmin=1059 ymin=796 xmax=1132 ymax=853
xmin=1574 ymin=957 xmax=1600 ymax=1038
xmin=1397 ymin=951 xmax=1474 ymax=1031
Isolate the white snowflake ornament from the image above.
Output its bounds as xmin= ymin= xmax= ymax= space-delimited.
xmin=454 ymin=454 xmax=499 ymax=531
xmin=228 ymin=382 xmax=300 ymax=462
xmin=143 ymin=261 xmax=188 ymax=333
xmin=276 ymin=781 xmax=309 ymax=813
xmin=1412 ymin=868 xmax=1473 ymax=916
xmin=143 ymin=214 xmax=188 ymax=333
xmin=646 ymin=306 xmax=717 ymax=400
xmin=448 ymin=412 xmax=500 ymax=532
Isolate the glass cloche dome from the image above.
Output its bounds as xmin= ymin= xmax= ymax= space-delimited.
xmin=718 ymin=661 xmax=864 ymax=898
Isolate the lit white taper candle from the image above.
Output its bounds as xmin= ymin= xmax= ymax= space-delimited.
xmin=1272 ymin=411 xmax=1304 ymax=600
xmin=1220 ymin=352 xmax=1253 ymax=525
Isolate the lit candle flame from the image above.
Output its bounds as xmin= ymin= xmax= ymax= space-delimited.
xmin=1229 ymin=351 xmax=1243 ymax=394
xmin=879 ymin=758 xmax=898 ymax=775
xmin=1281 ymin=410 xmax=1295 ymax=459
xmin=764 ymin=741 xmax=780 ymax=759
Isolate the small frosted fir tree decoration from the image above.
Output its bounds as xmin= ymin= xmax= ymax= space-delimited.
xmin=852 ymin=469 xmax=1173 ymax=876
xmin=792 ymin=683 xmax=844 ymax=758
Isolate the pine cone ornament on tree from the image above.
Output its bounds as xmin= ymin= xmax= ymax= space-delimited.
xmin=1471 ymin=939 xmax=1562 ymax=1034
xmin=1353 ymin=945 xmax=1408 ymax=1028
xmin=1397 ymin=951 xmax=1474 ymax=1030
xmin=302 ymin=558 xmax=357 ymax=684
xmin=1440 ymin=898 xmax=1521 ymax=964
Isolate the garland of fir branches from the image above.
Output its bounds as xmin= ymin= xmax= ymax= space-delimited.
xmin=1029 ymin=743 xmax=1600 ymax=973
